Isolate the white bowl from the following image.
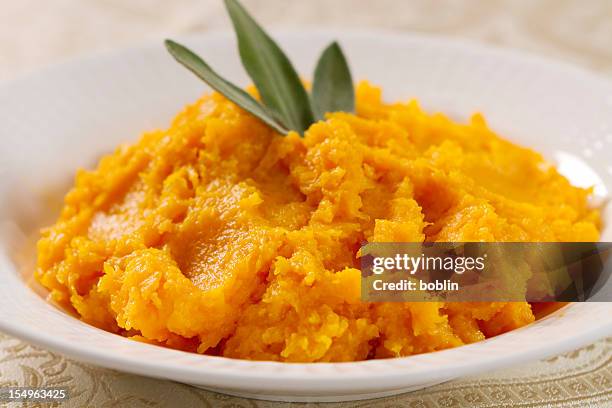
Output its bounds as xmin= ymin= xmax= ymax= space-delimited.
xmin=0 ymin=30 xmax=611 ymax=402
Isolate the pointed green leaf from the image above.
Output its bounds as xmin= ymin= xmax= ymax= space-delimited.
xmin=165 ymin=40 xmax=288 ymax=135
xmin=312 ymin=42 xmax=355 ymax=120
xmin=224 ymin=0 xmax=314 ymax=135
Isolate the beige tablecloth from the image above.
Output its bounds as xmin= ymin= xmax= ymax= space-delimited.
xmin=1 ymin=1 xmax=611 ymax=406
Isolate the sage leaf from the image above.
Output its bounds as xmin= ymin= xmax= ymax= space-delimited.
xmin=165 ymin=39 xmax=288 ymax=135
xmin=312 ymin=42 xmax=355 ymax=120
xmin=224 ymin=0 xmax=314 ymax=135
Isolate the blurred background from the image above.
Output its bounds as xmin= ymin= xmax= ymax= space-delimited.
xmin=2 ymin=0 xmax=612 ymax=82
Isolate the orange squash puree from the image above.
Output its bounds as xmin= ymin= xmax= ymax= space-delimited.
xmin=36 ymin=82 xmax=600 ymax=362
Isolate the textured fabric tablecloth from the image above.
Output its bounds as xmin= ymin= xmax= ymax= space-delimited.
xmin=1 ymin=0 xmax=611 ymax=406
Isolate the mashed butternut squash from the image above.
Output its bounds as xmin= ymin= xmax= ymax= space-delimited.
xmin=36 ymin=82 xmax=600 ymax=361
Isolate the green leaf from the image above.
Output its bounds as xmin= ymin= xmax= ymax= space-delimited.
xmin=224 ymin=0 xmax=314 ymax=135
xmin=165 ymin=39 xmax=288 ymax=135
xmin=312 ymin=42 xmax=355 ymax=120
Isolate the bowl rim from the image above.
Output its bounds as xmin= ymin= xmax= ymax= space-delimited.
xmin=0 ymin=29 xmax=611 ymax=393
xmin=4 ymin=27 xmax=612 ymax=90
xmin=0 ymin=286 xmax=610 ymax=390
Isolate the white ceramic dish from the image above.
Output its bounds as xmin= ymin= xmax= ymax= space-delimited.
xmin=0 ymin=30 xmax=611 ymax=402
